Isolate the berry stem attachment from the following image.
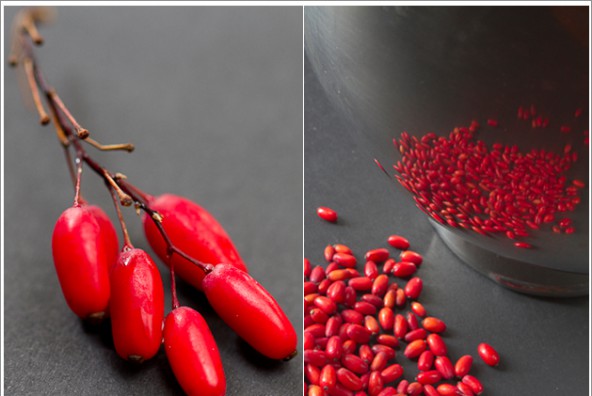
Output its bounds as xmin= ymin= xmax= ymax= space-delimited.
xmin=73 ymin=152 xmax=83 ymax=207
xmin=167 ymin=253 xmax=180 ymax=310
xmin=107 ymin=185 xmax=133 ymax=250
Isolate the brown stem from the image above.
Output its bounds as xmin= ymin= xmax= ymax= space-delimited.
xmin=168 ymin=254 xmax=180 ymax=311
xmin=12 ymin=11 xmax=215 ymax=316
xmin=21 ymin=11 xmax=44 ymax=45
xmin=48 ymin=104 xmax=69 ymax=146
xmin=108 ymin=186 xmax=133 ymax=249
xmin=23 ymin=58 xmax=49 ymax=124
xmin=73 ymin=153 xmax=83 ymax=207
xmin=48 ymin=91 xmax=89 ymax=139
xmin=63 ymin=147 xmax=77 ymax=190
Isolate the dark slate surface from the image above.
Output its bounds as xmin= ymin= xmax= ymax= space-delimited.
xmin=304 ymin=44 xmax=589 ymax=395
xmin=4 ymin=7 xmax=302 ymax=396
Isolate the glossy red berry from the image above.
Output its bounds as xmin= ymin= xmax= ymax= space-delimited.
xmin=477 ymin=342 xmax=500 ymax=367
xmin=317 ymin=206 xmax=338 ymax=222
xmin=142 ymin=194 xmax=248 ymax=290
xmin=164 ymin=307 xmax=225 ymax=396
xmin=86 ymin=204 xmax=120 ymax=269
xmin=51 ymin=205 xmax=119 ymax=320
xmin=110 ymin=248 xmax=164 ymax=362
xmin=202 ymin=264 xmax=297 ymax=360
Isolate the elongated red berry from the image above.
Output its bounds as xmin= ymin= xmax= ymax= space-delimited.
xmin=52 ymin=205 xmax=119 ymax=320
xmin=202 ymin=264 xmax=297 ymax=360
xmin=435 ymin=356 xmax=455 ymax=379
xmin=164 ymin=307 xmax=225 ymax=396
xmin=86 ymin=205 xmax=120 ymax=269
xmin=399 ymin=250 xmax=422 ymax=266
xmin=422 ymin=317 xmax=446 ymax=333
xmin=317 ymin=206 xmax=338 ymax=222
xmin=404 ymin=339 xmax=426 ymax=359
xmin=110 ymin=248 xmax=164 ymax=362
xmin=454 ymin=355 xmax=473 ymax=378
xmin=426 ymin=333 xmax=447 ymax=356
xmin=365 ymin=248 xmax=389 ymax=263
xmin=387 ymin=235 xmax=410 ymax=250
xmin=416 ymin=370 xmax=441 ymax=385
xmin=462 ymin=375 xmax=484 ymax=394
xmin=477 ymin=342 xmax=500 ymax=366
xmin=142 ymin=194 xmax=248 ymax=290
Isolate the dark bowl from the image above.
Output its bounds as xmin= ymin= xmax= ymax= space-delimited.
xmin=304 ymin=6 xmax=589 ymax=296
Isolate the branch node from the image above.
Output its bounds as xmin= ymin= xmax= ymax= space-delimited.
xmin=77 ymin=128 xmax=89 ymax=139
xmin=152 ymin=212 xmax=164 ymax=223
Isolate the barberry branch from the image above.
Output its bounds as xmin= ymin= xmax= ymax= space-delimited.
xmin=10 ymin=8 xmax=214 ymax=310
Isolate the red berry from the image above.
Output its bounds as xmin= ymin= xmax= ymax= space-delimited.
xmin=86 ymin=204 xmax=120 ymax=269
xmin=422 ymin=317 xmax=446 ymax=333
xmin=454 ymin=355 xmax=473 ymax=378
xmin=399 ymin=250 xmax=423 ymax=266
xmin=202 ymin=264 xmax=297 ymax=360
xmin=142 ymin=194 xmax=248 ymax=290
xmin=365 ymin=248 xmax=389 ymax=263
xmin=164 ymin=307 xmax=225 ymax=396
xmin=51 ymin=205 xmax=119 ymax=320
xmin=477 ymin=342 xmax=500 ymax=367
xmin=110 ymin=248 xmax=164 ymax=362
xmin=387 ymin=234 xmax=410 ymax=250
xmin=317 ymin=206 xmax=338 ymax=222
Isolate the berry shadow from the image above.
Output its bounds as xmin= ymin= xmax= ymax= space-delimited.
xmin=236 ymin=338 xmax=292 ymax=370
xmin=80 ymin=317 xmax=114 ymax=350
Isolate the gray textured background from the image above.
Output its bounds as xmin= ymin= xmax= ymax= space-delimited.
xmin=4 ymin=6 xmax=302 ymax=395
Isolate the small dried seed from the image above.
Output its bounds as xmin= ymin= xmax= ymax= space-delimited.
xmin=336 ymin=368 xmax=363 ymax=391
xmin=319 ymin=364 xmax=337 ymax=390
xmin=404 ymin=277 xmax=423 ymax=300
xmin=392 ymin=261 xmax=417 ymax=278
xmin=333 ymin=253 xmax=358 ymax=268
xmin=434 ymin=356 xmax=455 ymax=379
xmin=417 ymin=350 xmax=434 ymax=371
xmin=477 ymin=343 xmax=500 ymax=367
xmin=387 ymin=235 xmax=410 ymax=250
xmin=422 ymin=317 xmax=446 ymax=333
xmin=394 ymin=314 xmax=408 ymax=339
xmin=376 ymin=334 xmax=399 ymax=348
xmin=399 ymin=250 xmax=423 ymax=266
xmin=454 ymin=355 xmax=473 ymax=378
xmin=317 ymin=206 xmax=338 ymax=223
xmin=378 ymin=307 xmax=395 ymax=331
xmin=457 ymin=381 xmax=475 ymax=396
xmin=462 ymin=375 xmax=484 ymax=394
xmin=404 ymin=339 xmax=426 ymax=359
xmin=349 ymin=277 xmax=373 ymax=291
xmin=416 ymin=370 xmax=442 ymax=385
xmin=365 ymin=248 xmax=390 ymax=263
xmin=324 ymin=245 xmax=335 ymax=262
xmin=371 ymin=351 xmax=388 ymax=371
xmin=368 ymin=371 xmax=384 ymax=396
xmin=436 ymin=383 xmax=459 ymax=396
xmin=404 ymin=328 xmax=427 ymax=342
xmin=410 ymin=302 xmax=426 ymax=317
xmin=427 ymin=333 xmax=447 ymax=356
xmin=380 ymin=364 xmax=404 ymax=383
xmin=342 ymin=354 xmax=369 ymax=375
